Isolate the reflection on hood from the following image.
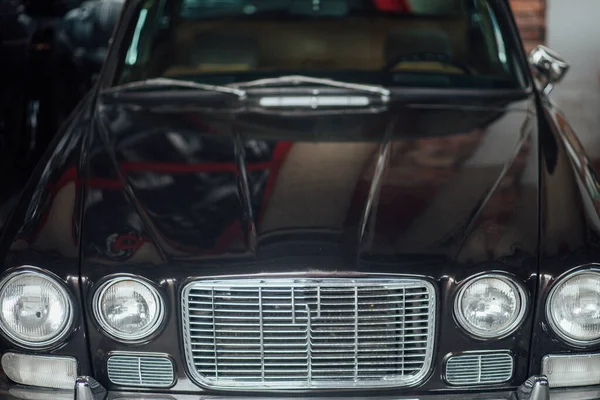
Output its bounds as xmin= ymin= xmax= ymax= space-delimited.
xmin=81 ymin=98 xmax=537 ymax=267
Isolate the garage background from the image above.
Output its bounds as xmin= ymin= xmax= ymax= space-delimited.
xmin=512 ymin=0 xmax=545 ymax=52
xmin=512 ymin=0 xmax=600 ymax=165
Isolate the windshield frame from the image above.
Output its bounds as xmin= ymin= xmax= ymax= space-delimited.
xmin=99 ymin=0 xmax=534 ymax=95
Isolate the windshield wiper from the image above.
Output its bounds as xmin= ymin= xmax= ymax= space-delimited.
xmin=101 ymin=77 xmax=247 ymax=99
xmin=101 ymin=76 xmax=390 ymax=106
xmin=230 ymin=75 xmax=390 ymax=102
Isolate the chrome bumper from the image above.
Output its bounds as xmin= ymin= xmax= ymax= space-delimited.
xmin=3 ymin=375 xmax=599 ymax=400
xmin=74 ymin=375 xmax=550 ymax=400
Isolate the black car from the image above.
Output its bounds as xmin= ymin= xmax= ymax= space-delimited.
xmin=0 ymin=0 xmax=595 ymax=399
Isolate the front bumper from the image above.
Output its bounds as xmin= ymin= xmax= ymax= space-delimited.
xmin=1 ymin=376 xmax=598 ymax=400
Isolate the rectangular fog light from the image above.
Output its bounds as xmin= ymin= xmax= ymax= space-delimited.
xmin=1 ymin=353 xmax=78 ymax=389
xmin=542 ymin=353 xmax=600 ymax=388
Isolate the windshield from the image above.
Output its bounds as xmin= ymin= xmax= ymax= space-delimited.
xmin=111 ymin=0 xmax=526 ymax=89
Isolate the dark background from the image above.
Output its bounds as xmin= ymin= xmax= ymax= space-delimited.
xmin=0 ymin=0 xmax=124 ymax=230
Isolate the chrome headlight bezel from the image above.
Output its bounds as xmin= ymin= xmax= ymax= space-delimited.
xmin=92 ymin=275 xmax=165 ymax=343
xmin=454 ymin=273 xmax=528 ymax=340
xmin=546 ymin=268 xmax=600 ymax=346
xmin=0 ymin=268 xmax=75 ymax=348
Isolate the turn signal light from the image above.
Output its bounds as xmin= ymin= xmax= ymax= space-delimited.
xmin=1 ymin=353 xmax=78 ymax=389
xmin=542 ymin=353 xmax=600 ymax=388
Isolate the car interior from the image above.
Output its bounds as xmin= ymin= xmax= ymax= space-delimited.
xmin=123 ymin=0 xmax=513 ymax=83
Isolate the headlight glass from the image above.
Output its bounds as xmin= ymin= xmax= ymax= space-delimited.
xmin=547 ymin=270 xmax=600 ymax=345
xmin=0 ymin=270 xmax=73 ymax=347
xmin=455 ymin=274 xmax=526 ymax=339
xmin=93 ymin=277 xmax=164 ymax=341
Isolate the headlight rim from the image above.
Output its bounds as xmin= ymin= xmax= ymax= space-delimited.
xmin=546 ymin=267 xmax=600 ymax=347
xmin=0 ymin=267 xmax=75 ymax=349
xmin=92 ymin=275 xmax=166 ymax=343
xmin=454 ymin=272 xmax=528 ymax=340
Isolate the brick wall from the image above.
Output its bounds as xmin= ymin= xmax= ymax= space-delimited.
xmin=510 ymin=0 xmax=546 ymax=52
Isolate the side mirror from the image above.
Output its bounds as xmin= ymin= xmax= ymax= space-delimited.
xmin=528 ymin=45 xmax=569 ymax=95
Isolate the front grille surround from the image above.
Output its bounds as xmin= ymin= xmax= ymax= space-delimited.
xmin=182 ymin=277 xmax=436 ymax=390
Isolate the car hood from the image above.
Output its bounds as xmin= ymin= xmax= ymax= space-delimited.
xmin=84 ymin=95 xmax=538 ymax=271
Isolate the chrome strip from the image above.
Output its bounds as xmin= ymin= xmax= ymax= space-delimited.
xmin=182 ymin=277 xmax=436 ymax=390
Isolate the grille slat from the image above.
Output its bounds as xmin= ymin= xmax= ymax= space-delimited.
xmin=189 ymin=326 xmax=428 ymax=334
xmin=189 ymin=320 xmax=431 ymax=327
xmin=108 ymin=366 xmax=168 ymax=372
xmin=189 ymin=305 xmax=429 ymax=313
xmin=182 ymin=278 xmax=435 ymax=389
xmin=193 ymin=333 xmax=426 ymax=340
xmin=107 ymin=354 xmax=175 ymax=388
xmin=445 ymin=352 xmax=513 ymax=386
xmin=190 ymin=298 xmax=429 ymax=306
xmin=205 ymin=314 xmax=429 ymax=321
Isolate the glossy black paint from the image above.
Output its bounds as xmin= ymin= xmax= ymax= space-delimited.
xmin=528 ymin=97 xmax=600 ymax=372
xmin=0 ymin=93 xmax=542 ymax=395
xmin=74 ymin=95 xmax=538 ymax=395
xmin=0 ymin=0 xmax=597 ymax=397
xmin=0 ymin=95 xmax=95 ymax=380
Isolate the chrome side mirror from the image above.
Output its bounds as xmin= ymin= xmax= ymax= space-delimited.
xmin=528 ymin=45 xmax=569 ymax=95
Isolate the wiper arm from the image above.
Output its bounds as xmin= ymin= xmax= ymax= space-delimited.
xmin=101 ymin=77 xmax=247 ymax=99
xmin=230 ymin=75 xmax=390 ymax=102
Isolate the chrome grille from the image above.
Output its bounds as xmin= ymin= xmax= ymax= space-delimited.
xmin=107 ymin=354 xmax=174 ymax=387
xmin=445 ymin=352 xmax=513 ymax=385
xmin=182 ymin=278 xmax=435 ymax=389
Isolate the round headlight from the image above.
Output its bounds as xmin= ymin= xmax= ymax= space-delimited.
xmin=455 ymin=274 xmax=526 ymax=339
xmin=547 ymin=270 xmax=600 ymax=345
xmin=0 ymin=270 xmax=74 ymax=347
xmin=93 ymin=277 xmax=164 ymax=342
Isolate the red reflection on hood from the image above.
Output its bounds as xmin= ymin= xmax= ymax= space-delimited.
xmin=373 ymin=0 xmax=411 ymax=12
